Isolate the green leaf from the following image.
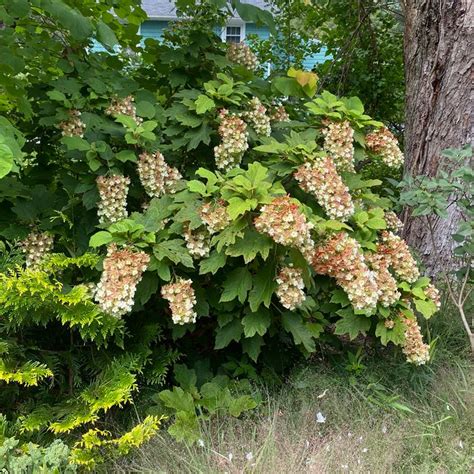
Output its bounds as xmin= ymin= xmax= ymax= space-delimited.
xmin=136 ymin=101 xmax=156 ymax=119
xmin=242 ymin=335 xmax=264 ymax=362
xmin=228 ymin=395 xmax=257 ymax=417
xmin=220 ymin=267 xmax=252 ymax=304
xmin=375 ymin=319 xmax=405 ymax=346
xmin=167 ymin=411 xmax=199 ymax=444
xmin=96 ymin=20 xmax=118 ymax=50
xmin=215 ymin=319 xmax=243 ymax=349
xmin=248 ymin=263 xmax=277 ymax=312
xmin=61 ymin=136 xmax=90 ymax=151
xmin=227 ymin=197 xmax=254 ymax=219
xmin=281 ymin=312 xmax=315 ymax=353
xmin=89 ymin=231 xmax=113 ymax=248
xmin=194 ymin=95 xmax=215 ymax=114
xmin=159 ymin=387 xmax=195 ymax=413
xmin=174 ymin=364 xmax=197 ymax=392
xmin=115 ymin=150 xmax=137 ymax=162
xmin=0 ymin=143 xmax=14 ymax=179
xmin=365 ymin=217 xmax=387 ymax=230
xmin=225 ymin=230 xmax=273 ymax=263
xmin=330 ymin=289 xmax=350 ymax=306
xmin=153 ymin=239 xmax=194 ymax=268
xmin=199 ymin=250 xmax=227 ymax=275
xmin=242 ymin=308 xmax=271 ymax=337
xmin=334 ymin=308 xmax=371 ymax=340
xmin=414 ymin=299 xmax=437 ymax=319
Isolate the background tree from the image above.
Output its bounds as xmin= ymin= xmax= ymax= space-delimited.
xmin=401 ymin=0 xmax=473 ymax=274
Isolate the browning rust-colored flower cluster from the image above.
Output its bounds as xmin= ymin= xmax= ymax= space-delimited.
xmin=365 ymin=127 xmax=404 ymax=168
xmin=137 ymin=151 xmax=182 ymax=198
xmin=95 ymin=244 xmax=150 ymax=318
xmin=402 ymin=316 xmax=430 ymax=365
xmin=294 ymin=158 xmax=354 ymax=222
xmin=161 ymin=278 xmax=197 ymax=325
xmin=20 ymin=231 xmax=54 ymax=268
xmin=244 ymin=97 xmax=271 ymax=136
xmin=58 ymin=110 xmax=86 ymax=138
xmin=322 ymin=120 xmax=355 ymax=172
xmin=200 ymin=200 xmax=232 ymax=234
xmin=96 ymin=175 xmax=130 ymax=224
xmin=254 ymin=196 xmax=315 ymax=259
xmin=425 ymin=283 xmax=441 ymax=310
xmin=275 ymin=266 xmax=306 ymax=310
xmin=106 ymin=95 xmax=142 ymax=125
xmin=378 ymin=231 xmax=420 ymax=283
xmin=214 ymin=109 xmax=249 ymax=171
xmin=270 ymin=104 xmax=290 ymax=123
xmin=226 ymin=43 xmax=258 ymax=70
xmin=312 ymin=232 xmax=379 ymax=311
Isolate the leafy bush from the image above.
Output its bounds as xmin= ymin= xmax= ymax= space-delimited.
xmin=0 ymin=0 xmax=439 ymax=468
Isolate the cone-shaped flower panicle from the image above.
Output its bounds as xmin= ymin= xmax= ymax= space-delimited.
xmin=294 ymin=158 xmax=354 ymax=222
xmin=137 ymin=151 xmax=182 ymax=198
xmin=161 ymin=278 xmax=197 ymax=325
xmin=365 ymin=252 xmax=401 ymax=307
xmin=384 ymin=211 xmax=403 ymax=233
xmin=365 ymin=127 xmax=404 ymax=168
xmin=312 ymin=232 xmax=379 ymax=311
xmin=402 ymin=316 xmax=430 ymax=365
xmin=214 ymin=109 xmax=249 ymax=171
xmin=184 ymin=226 xmax=211 ymax=259
xmin=276 ymin=266 xmax=306 ymax=310
xmin=96 ymin=175 xmax=130 ymax=224
xmin=106 ymin=95 xmax=142 ymax=125
xmin=270 ymin=104 xmax=290 ymax=123
xmin=425 ymin=283 xmax=441 ymax=310
xmin=58 ymin=110 xmax=86 ymax=137
xmin=95 ymin=244 xmax=150 ymax=318
xmin=244 ymin=97 xmax=271 ymax=136
xmin=322 ymin=120 xmax=355 ymax=172
xmin=378 ymin=231 xmax=420 ymax=283
xmin=227 ymin=42 xmax=258 ymax=70
xmin=200 ymin=200 xmax=232 ymax=234
xmin=20 ymin=231 xmax=54 ymax=268
xmin=254 ymin=196 xmax=315 ymax=259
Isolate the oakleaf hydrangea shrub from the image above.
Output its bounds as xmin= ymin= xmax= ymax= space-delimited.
xmin=0 ymin=0 xmax=440 ymax=466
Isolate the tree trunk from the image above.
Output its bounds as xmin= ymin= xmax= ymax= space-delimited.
xmin=402 ymin=0 xmax=473 ymax=274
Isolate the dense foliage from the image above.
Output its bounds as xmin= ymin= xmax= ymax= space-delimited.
xmin=0 ymin=0 xmax=438 ymax=468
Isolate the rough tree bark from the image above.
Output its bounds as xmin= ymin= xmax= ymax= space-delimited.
xmin=402 ymin=0 xmax=473 ymax=274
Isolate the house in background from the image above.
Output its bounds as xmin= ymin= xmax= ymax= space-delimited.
xmin=139 ymin=0 xmax=328 ymax=71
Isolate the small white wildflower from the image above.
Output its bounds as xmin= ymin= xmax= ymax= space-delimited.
xmin=245 ymin=452 xmax=253 ymax=461
xmin=458 ymin=440 xmax=464 ymax=449
xmin=227 ymin=453 xmax=233 ymax=462
xmin=316 ymin=412 xmax=326 ymax=423
xmin=362 ymin=448 xmax=368 ymax=453
xmin=197 ymin=439 xmax=205 ymax=447
xmin=317 ymin=389 xmax=329 ymax=399
xmin=381 ymin=425 xmax=387 ymax=434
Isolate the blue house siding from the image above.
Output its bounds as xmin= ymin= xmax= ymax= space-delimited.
xmin=140 ymin=20 xmax=169 ymax=41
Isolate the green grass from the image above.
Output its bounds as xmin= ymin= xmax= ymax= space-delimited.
xmin=115 ymin=306 xmax=473 ymax=473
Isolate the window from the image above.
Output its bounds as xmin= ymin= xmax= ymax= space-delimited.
xmin=225 ymin=26 xmax=242 ymax=43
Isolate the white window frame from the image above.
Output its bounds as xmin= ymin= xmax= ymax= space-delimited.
xmin=221 ymin=20 xmax=246 ymax=43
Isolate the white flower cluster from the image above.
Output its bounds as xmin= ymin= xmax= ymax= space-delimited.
xmin=365 ymin=127 xmax=404 ymax=168
xmin=384 ymin=319 xmax=395 ymax=329
xmin=58 ymin=110 xmax=86 ymax=138
xmin=365 ymin=252 xmax=401 ymax=307
xmin=378 ymin=231 xmax=420 ymax=283
xmin=425 ymin=283 xmax=441 ymax=310
xmin=137 ymin=151 xmax=182 ymax=198
xmin=270 ymin=104 xmax=290 ymax=123
xmin=312 ymin=232 xmax=379 ymax=311
xmin=214 ymin=109 xmax=249 ymax=171
xmin=184 ymin=226 xmax=211 ymax=259
xmin=322 ymin=120 xmax=355 ymax=172
xmin=20 ymin=231 xmax=54 ymax=268
xmin=161 ymin=278 xmax=197 ymax=325
xmin=276 ymin=266 xmax=306 ymax=310
xmin=226 ymin=42 xmax=258 ymax=70
xmin=243 ymin=97 xmax=271 ymax=136
xmin=384 ymin=211 xmax=403 ymax=233
xmin=294 ymin=158 xmax=355 ymax=222
xmin=96 ymin=175 xmax=130 ymax=224
xmin=254 ymin=196 xmax=315 ymax=260
xmin=200 ymin=200 xmax=232 ymax=234
xmin=402 ymin=316 xmax=430 ymax=365
xmin=106 ymin=95 xmax=142 ymax=125
xmin=95 ymin=244 xmax=150 ymax=318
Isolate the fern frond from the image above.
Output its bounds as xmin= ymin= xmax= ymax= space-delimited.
xmin=0 ymin=359 xmax=52 ymax=386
